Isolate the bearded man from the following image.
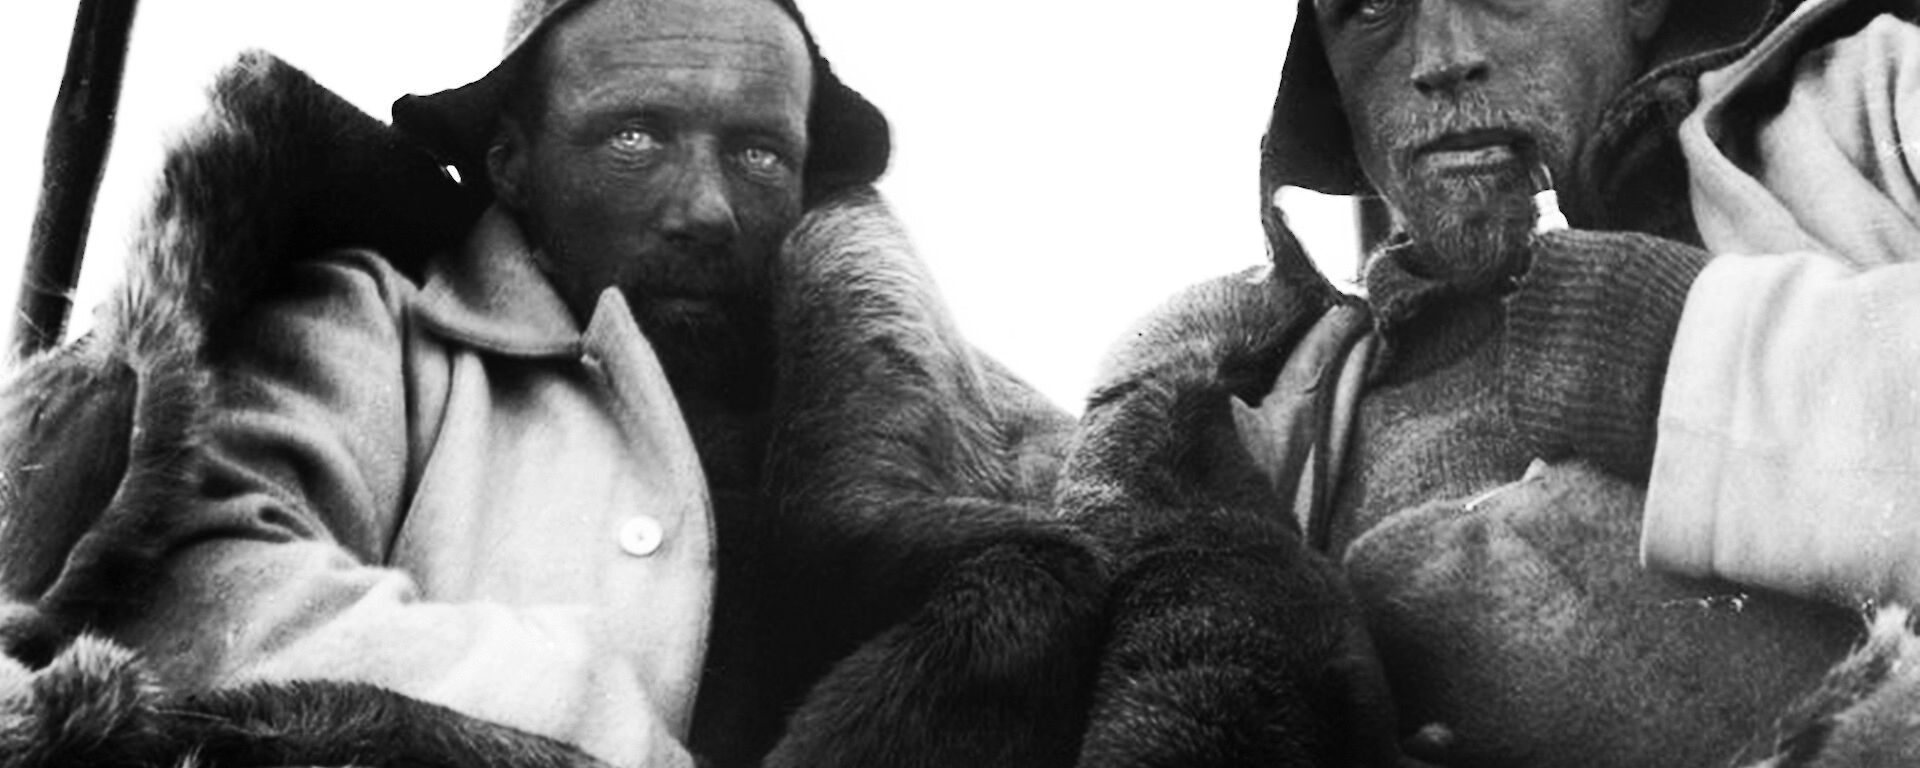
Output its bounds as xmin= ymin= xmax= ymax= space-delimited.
xmin=0 ymin=0 xmax=1114 ymax=766
xmin=1077 ymin=0 xmax=1920 ymax=765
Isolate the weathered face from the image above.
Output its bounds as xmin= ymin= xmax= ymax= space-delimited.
xmin=493 ymin=0 xmax=812 ymax=332
xmin=1315 ymin=0 xmax=1663 ymax=285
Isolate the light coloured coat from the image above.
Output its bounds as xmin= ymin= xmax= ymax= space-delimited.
xmin=1648 ymin=0 xmax=1920 ymax=607
xmin=113 ymin=207 xmax=712 ymax=768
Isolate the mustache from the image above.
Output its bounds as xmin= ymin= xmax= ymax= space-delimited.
xmin=621 ymin=243 xmax=769 ymax=292
xmin=1362 ymin=92 xmax=1568 ymax=176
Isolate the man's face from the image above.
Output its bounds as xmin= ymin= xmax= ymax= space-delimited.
xmin=496 ymin=0 xmax=812 ymax=331
xmin=1315 ymin=0 xmax=1659 ymax=285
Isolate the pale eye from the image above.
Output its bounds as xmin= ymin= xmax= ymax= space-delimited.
xmin=1355 ymin=0 xmax=1399 ymax=20
xmin=740 ymin=146 xmax=785 ymax=174
xmin=610 ymin=127 xmax=662 ymax=153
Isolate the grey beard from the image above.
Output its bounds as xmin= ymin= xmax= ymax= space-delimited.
xmin=1392 ymin=173 xmax=1536 ymax=295
xmin=1355 ymin=90 xmax=1568 ymax=294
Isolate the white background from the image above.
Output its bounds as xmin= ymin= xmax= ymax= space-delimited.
xmin=0 ymin=1 xmax=1362 ymax=410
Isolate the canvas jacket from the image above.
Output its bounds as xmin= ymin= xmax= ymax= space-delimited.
xmin=1645 ymin=0 xmax=1920 ymax=605
xmin=109 ymin=206 xmax=714 ymax=768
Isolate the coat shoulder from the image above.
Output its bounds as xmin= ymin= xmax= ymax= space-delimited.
xmin=123 ymin=50 xmax=478 ymax=346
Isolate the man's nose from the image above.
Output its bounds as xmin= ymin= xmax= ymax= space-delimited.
xmin=1409 ymin=2 xmax=1490 ymax=97
xmin=659 ymin=146 xmax=738 ymax=248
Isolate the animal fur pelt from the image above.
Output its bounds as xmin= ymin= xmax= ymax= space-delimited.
xmin=0 ymin=636 xmax=610 ymax=768
xmin=753 ymin=187 xmax=1106 ymax=768
xmin=1054 ymin=259 xmax=1408 ymax=766
xmin=1742 ymin=606 xmax=1920 ymax=768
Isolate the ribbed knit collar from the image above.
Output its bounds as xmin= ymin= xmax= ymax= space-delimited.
xmin=1362 ymin=241 xmax=1504 ymax=385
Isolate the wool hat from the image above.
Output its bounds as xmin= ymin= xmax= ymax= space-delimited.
xmin=391 ymin=0 xmax=890 ymax=204
xmin=1261 ymin=0 xmax=1790 ymax=200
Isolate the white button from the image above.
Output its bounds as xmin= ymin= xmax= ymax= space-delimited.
xmin=618 ymin=516 xmax=665 ymax=557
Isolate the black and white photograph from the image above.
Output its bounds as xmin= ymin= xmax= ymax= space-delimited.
xmin=1 ymin=0 xmax=1916 ymax=766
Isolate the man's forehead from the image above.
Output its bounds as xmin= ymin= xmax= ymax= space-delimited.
xmin=572 ymin=35 xmax=805 ymax=75
xmin=551 ymin=0 xmax=809 ymax=72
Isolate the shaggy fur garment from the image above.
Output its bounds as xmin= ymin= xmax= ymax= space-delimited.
xmin=1056 ymin=254 xmax=1406 ymax=767
xmin=0 ymin=637 xmax=607 ymax=768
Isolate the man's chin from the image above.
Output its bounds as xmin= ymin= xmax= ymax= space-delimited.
xmin=626 ymin=292 xmax=771 ymax=351
xmin=626 ymin=290 xmax=754 ymax=327
xmin=1396 ymin=186 xmax=1536 ymax=292
xmin=625 ymin=292 xmax=775 ymax=402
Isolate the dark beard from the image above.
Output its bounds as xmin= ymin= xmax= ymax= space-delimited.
xmin=629 ymin=293 xmax=776 ymax=412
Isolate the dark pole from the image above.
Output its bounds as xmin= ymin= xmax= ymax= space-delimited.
xmin=13 ymin=0 xmax=140 ymax=358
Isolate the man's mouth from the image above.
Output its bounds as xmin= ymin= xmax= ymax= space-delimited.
xmin=651 ymin=295 xmax=721 ymax=312
xmin=642 ymin=290 xmax=741 ymax=311
xmin=631 ymin=287 xmax=758 ymax=323
xmin=1413 ymin=130 xmax=1533 ymax=176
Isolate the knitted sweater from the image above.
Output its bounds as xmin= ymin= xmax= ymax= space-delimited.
xmin=1327 ymin=252 xmax=1531 ymax=555
xmin=1324 ymin=140 xmax=1855 ymax=768
xmin=1328 ymin=252 xmax=1860 ymax=768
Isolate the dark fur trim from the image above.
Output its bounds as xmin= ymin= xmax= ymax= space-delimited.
xmin=1057 ymin=249 xmax=1404 ymax=766
xmin=754 ymin=189 xmax=1106 ymax=768
xmin=0 ymin=635 xmax=167 ymax=768
xmin=0 ymin=634 xmax=614 ymax=768
xmin=133 ymin=50 xmax=475 ymax=334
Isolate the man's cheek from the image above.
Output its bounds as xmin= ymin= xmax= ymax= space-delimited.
xmin=737 ymin=185 xmax=803 ymax=243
